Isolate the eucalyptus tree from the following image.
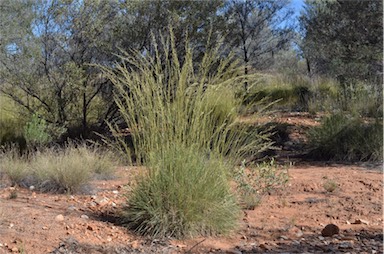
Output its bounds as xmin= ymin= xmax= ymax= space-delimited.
xmin=223 ymin=0 xmax=295 ymax=89
xmin=0 ymin=0 xmax=120 ymax=137
xmin=300 ymin=0 xmax=383 ymax=84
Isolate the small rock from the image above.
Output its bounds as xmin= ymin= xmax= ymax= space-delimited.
xmin=131 ymin=240 xmax=140 ymax=249
xmin=338 ymin=241 xmax=353 ymax=249
xmin=95 ymin=197 xmax=109 ymax=206
xmin=296 ymin=230 xmax=304 ymax=237
xmin=352 ymin=219 xmax=369 ymax=225
xmin=227 ymin=249 xmax=242 ymax=254
xmin=106 ymin=237 xmax=112 ymax=242
xmin=11 ymin=247 xmax=18 ymax=252
xmin=341 ymin=236 xmax=356 ymax=241
xmin=29 ymin=185 xmax=35 ymax=190
xmin=279 ymin=235 xmax=289 ymax=240
xmin=67 ymin=205 xmax=77 ymax=211
xmin=318 ymin=236 xmax=325 ymax=240
xmin=112 ymin=190 xmax=119 ymax=194
xmin=55 ymin=214 xmax=64 ymax=222
xmin=259 ymin=243 xmax=270 ymax=250
xmin=321 ymin=224 xmax=340 ymax=237
xmin=9 ymin=223 xmax=14 ymax=229
xmin=42 ymin=226 xmax=48 ymax=230
xmin=80 ymin=214 xmax=89 ymax=219
xmin=111 ymin=202 xmax=117 ymax=207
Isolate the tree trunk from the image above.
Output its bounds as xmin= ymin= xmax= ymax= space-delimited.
xmin=82 ymin=91 xmax=88 ymax=136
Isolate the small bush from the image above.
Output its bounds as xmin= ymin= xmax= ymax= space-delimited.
xmin=24 ymin=114 xmax=52 ymax=148
xmin=0 ymin=96 xmax=27 ymax=152
xmin=123 ymin=145 xmax=240 ymax=238
xmin=308 ymin=114 xmax=383 ymax=162
xmin=234 ymin=159 xmax=289 ymax=209
xmin=323 ymin=179 xmax=338 ymax=193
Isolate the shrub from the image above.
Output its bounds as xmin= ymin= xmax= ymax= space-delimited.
xmin=0 ymin=95 xmax=27 ymax=152
xmin=103 ymin=29 xmax=272 ymax=238
xmin=24 ymin=114 xmax=52 ymax=148
xmin=308 ymin=114 xmax=383 ymax=162
xmin=323 ymin=179 xmax=338 ymax=193
xmin=234 ymin=159 xmax=289 ymax=209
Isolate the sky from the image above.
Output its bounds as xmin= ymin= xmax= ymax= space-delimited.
xmin=291 ymin=0 xmax=305 ymax=19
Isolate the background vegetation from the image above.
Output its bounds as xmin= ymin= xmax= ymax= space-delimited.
xmin=0 ymin=0 xmax=382 ymax=239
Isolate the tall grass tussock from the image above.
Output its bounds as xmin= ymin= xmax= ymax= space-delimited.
xmin=103 ymin=29 xmax=272 ymax=238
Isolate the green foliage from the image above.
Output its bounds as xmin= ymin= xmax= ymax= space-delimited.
xmin=242 ymin=73 xmax=312 ymax=112
xmin=338 ymin=81 xmax=383 ymax=118
xmin=0 ymin=144 xmax=118 ymax=193
xmin=104 ymin=29 xmax=272 ymax=238
xmin=307 ymin=76 xmax=340 ymax=113
xmin=24 ymin=114 xmax=52 ymax=147
xmin=234 ymin=159 xmax=289 ymax=209
xmin=241 ymin=73 xmax=383 ymax=118
xmin=300 ymin=0 xmax=382 ymax=84
xmin=308 ymin=114 xmax=383 ymax=162
xmin=123 ymin=145 xmax=240 ymax=238
xmin=0 ymin=95 xmax=27 ymax=150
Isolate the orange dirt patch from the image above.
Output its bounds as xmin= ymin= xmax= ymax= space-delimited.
xmin=0 ymin=164 xmax=382 ymax=253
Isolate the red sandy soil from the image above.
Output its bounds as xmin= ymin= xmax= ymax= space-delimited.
xmin=0 ymin=113 xmax=382 ymax=254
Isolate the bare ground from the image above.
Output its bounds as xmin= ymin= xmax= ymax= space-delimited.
xmin=0 ymin=113 xmax=382 ymax=254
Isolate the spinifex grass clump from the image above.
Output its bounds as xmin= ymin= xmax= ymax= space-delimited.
xmin=103 ymin=30 xmax=271 ymax=238
xmin=308 ymin=113 xmax=383 ymax=162
xmin=124 ymin=144 xmax=239 ymax=238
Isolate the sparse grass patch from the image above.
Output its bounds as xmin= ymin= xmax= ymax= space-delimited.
xmin=0 ymin=148 xmax=29 ymax=186
xmin=234 ymin=159 xmax=289 ymax=209
xmin=31 ymin=147 xmax=93 ymax=193
xmin=0 ymin=144 xmax=118 ymax=193
xmin=74 ymin=144 xmax=120 ymax=179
